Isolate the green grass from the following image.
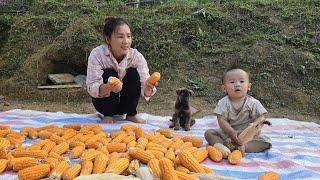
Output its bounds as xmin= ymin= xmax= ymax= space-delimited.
xmin=0 ymin=0 xmax=319 ymax=116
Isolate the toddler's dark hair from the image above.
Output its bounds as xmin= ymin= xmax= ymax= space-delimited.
xmin=221 ymin=63 xmax=250 ymax=83
xmin=103 ymin=17 xmax=133 ymax=38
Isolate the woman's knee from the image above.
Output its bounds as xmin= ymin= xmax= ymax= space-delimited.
xmin=125 ymin=68 xmax=140 ymax=82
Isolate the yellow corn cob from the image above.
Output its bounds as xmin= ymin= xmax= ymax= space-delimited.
xmin=111 ymin=133 xmax=128 ymax=143
xmin=13 ymin=149 xmax=48 ymax=158
xmin=50 ymin=142 xmax=69 ymax=155
xmin=174 ymin=142 xmax=193 ymax=152
xmin=258 ymin=171 xmax=279 ymax=180
xmin=239 ymin=117 xmax=270 ymax=144
xmin=78 ymin=130 xmax=94 ymax=136
xmin=106 ymin=142 xmax=127 ymax=153
xmin=34 ymin=139 xmax=51 ymax=148
xmin=178 ymin=151 xmax=205 ymax=173
xmin=150 ymin=135 xmax=167 ymax=144
xmin=93 ymin=153 xmax=108 ymax=173
xmin=0 ymin=129 xmax=11 ymax=137
xmin=147 ymin=145 xmax=167 ymax=153
xmin=12 ymin=157 xmax=39 ymax=171
xmin=136 ymin=137 xmax=148 ymax=149
xmin=42 ymin=141 xmax=56 ymax=153
xmin=134 ymin=126 xmax=144 ymax=139
xmin=127 ymin=140 xmax=137 ymax=149
xmin=97 ymin=146 xmax=109 ymax=155
xmin=63 ymin=164 xmax=81 ymax=180
xmin=148 ymin=72 xmax=161 ymax=85
xmin=44 ymin=157 xmax=59 ymax=169
xmin=159 ymin=158 xmax=179 ymax=180
xmin=49 ymin=152 xmax=68 ymax=162
xmin=20 ymin=127 xmax=33 ymax=138
xmin=110 ymin=131 xmax=125 ymax=138
xmin=0 ymin=125 xmax=11 ymax=131
xmin=128 ymin=147 xmax=155 ymax=164
xmin=173 ymin=156 xmax=180 ymax=166
xmin=47 ymin=127 xmax=63 ymax=135
xmin=67 ymin=133 xmax=84 ymax=143
xmin=105 ymin=157 xmax=129 ymax=175
xmin=69 ymin=141 xmax=85 ymax=149
xmin=18 ymin=163 xmax=50 ymax=180
xmin=6 ymin=152 xmax=14 ymax=169
xmin=84 ymin=136 xmax=100 ymax=146
xmin=50 ymin=134 xmax=65 ymax=144
xmin=61 ymin=129 xmax=77 ymax=140
xmin=79 ymin=134 xmax=94 ymax=142
xmin=0 ymin=147 xmax=8 ymax=159
xmin=80 ymin=160 xmax=93 ymax=176
xmin=86 ymin=141 xmax=103 ymax=149
xmin=91 ymin=128 xmax=103 ymax=135
xmin=38 ymin=130 xmax=52 ymax=139
xmin=93 ymin=132 xmax=107 ymax=139
xmin=28 ymin=128 xmax=38 ymax=139
xmin=7 ymin=136 xmax=23 ymax=149
xmin=201 ymin=165 xmax=214 ymax=173
xmin=182 ymin=136 xmax=203 ymax=148
xmin=81 ymin=149 xmax=101 ymax=161
xmin=120 ymin=124 xmax=137 ymax=132
xmin=168 ymin=139 xmax=184 ymax=150
xmin=122 ymin=135 xmax=136 ymax=144
xmin=98 ymin=137 xmax=111 ymax=146
xmin=7 ymin=132 xmax=24 ymax=141
xmin=82 ymin=124 xmax=103 ymax=131
xmin=175 ymin=170 xmax=199 ymax=180
xmin=228 ymin=150 xmax=242 ymax=165
xmin=172 ymin=136 xmax=183 ymax=142
xmin=146 ymin=149 xmax=164 ymax=160
xmin=63 ymin=124 xmax=82 ymax=131
xmin=146 ymin=142 xmax=166 ymax=149
xmin=0 ymin=138 xmax=11 ymax=149
xmin=71 ymin=146 xmax=85 ymax=159
xmin=175 ymin=166 xmax=190 ymax=174
xmin=161 ymin=140 xmax=173 ymax=149
xmin=207 ymin=145 xmax=223 ymax=162
xmin=35 ymin=124 xmax=57 ymax=132
xmin=108 ymin=76 xmax=121 ymax=87
xmin=119 ymin=152 xmax=132 ymax=162
xmin=108 ymin=152 xmax=119 ymax=165
xmin=165 ymin=148 xmax=175 ymax=161
xmin=50 ymin=160 xmax=69 ymax=179
xmin=156 ymin=129 xmax=174 ymax=138
xmin=0 ymin=159 xmax=8 ymax=173
xmin=144 ymin=132 xmax=158 ymax=142
xmin=182 ymin=146 xmax=198 ymax=154
xmin=26 ymin=144 xmax=42 ymax=150
xmin=192 ymin=148 xmax=209 ymax=163
xmin=147 ymin=158 xmax=161 ymax=178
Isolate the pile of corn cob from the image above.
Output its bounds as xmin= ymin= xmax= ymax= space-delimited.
xmin=0 ymin=124 xmax=240 ymax=180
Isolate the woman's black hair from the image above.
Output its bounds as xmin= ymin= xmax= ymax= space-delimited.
xmin=103 ymin=17 xmax=133 ymax=38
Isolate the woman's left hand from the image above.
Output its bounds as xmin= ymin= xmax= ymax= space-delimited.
xmin=143 ymin=81 xmax=157 ymax=97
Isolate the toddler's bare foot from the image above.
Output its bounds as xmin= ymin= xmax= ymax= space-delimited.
xmin=238 ymin=145 xmax=245 ymax=156
xmin=126 ymin=115 xmax=146 ymax=123
xmin=223 ymin=139 xmax=237 ymax=151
